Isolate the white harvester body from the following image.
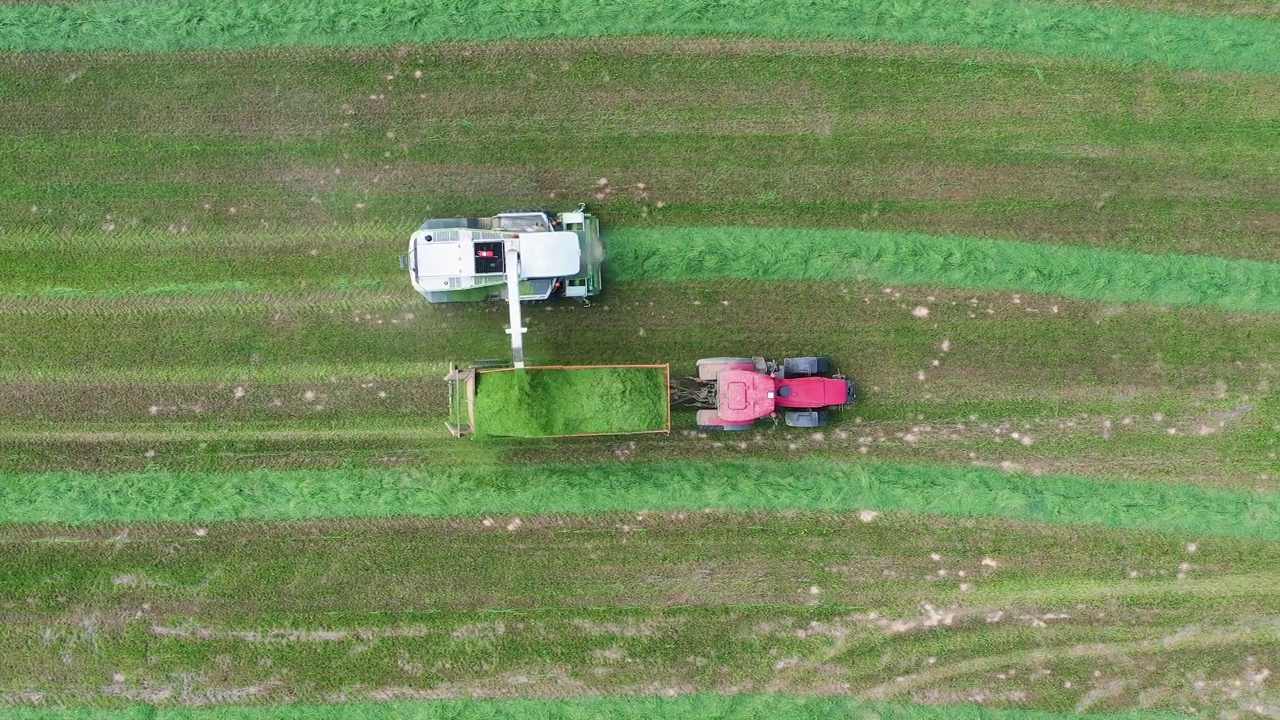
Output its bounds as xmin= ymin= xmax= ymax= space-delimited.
xmin=402 ymin=209 xmax=603 ymax=304
xmin=401 ymin=208 xmax=604 ymax=367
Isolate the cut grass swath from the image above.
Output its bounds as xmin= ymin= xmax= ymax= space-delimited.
xmin=0 ymin=695 xmax=1195 ymax=720
xmin=606 ymin=227 xmax=1280 ymax=314
xmin=2 ymin=459 xmax=1277 ymax=539
xmin=0 ymin=0 xmax=1277 ymax=75
xmin=7 ymin=225 xmax=1280 ymax=314
xmin=471 ymin=365 xmax=670 ymax=438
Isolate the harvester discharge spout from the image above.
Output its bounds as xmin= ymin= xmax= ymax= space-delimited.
xmin=504 ymin=245 xmax=527 ymax=369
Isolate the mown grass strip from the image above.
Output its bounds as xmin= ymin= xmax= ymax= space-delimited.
xmin=0 ymin=694 xmax=1195 ymax=720
xmin=0 ymin=227 xmax=399 ymax=297
xmin=0 ymin=361 xmax=449 ymax=383
xmin=0 ymin=0 xmax=1277 ymax=75
xmin=607 ymin=227 xmax=1280 ymax=314
xmin=2 ymin=459 xmax=1276 ymax=538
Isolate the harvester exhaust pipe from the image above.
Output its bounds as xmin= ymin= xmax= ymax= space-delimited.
xmin=504 ymin=244 xmax=527 ymax=369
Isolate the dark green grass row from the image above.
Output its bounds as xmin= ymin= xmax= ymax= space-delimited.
xmin=3 ymin=43 xmax=1279 ymax=261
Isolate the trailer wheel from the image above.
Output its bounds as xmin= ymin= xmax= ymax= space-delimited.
xmin=699 ymin=423 xmax=752 ymax=432
xmin=782 ymin=357 xmax=831 ymax=378
xmin=784 ymin=409 xmax=829 ymax=428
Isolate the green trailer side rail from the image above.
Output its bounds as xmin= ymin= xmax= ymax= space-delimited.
xmin=445 ymin=363 xmax=672 ymax=439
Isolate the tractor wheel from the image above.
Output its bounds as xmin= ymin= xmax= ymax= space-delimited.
xmin=695 ymin=357 xmax=755 ymax=381
xmin=783 ymin=357 xmax=831 ymax=378
xmin=784 ymin=409 xmax=829 ymax=428
xmin=697 ymin=357 xmax=753 ymax=366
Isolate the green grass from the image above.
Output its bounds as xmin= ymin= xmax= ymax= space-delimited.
xmin=1 ymin=0 xmax=1279 ymax=75
xmin=2 ymin=459 xmax=1278 ymax=537
xmin=0 ymin=697 xmax=1198 ymax=719
xmin=472 ymin=366 xmax=669 ymax=438
xmin=0 ymin=14 xmax=1274 ymax=720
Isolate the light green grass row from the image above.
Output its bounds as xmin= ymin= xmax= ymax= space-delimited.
xmin=4 ymin=695 xmax=1191 ymax=720
xmin=608 ymin=227 xmax=1280 ymax=314
xmin=7 ymin=225 xmax=1280 ymax=314
xmin=3 ymin=459 xmax=1277 ymax=538
xmin=0 ymin=0 xmax=1277 ymax=75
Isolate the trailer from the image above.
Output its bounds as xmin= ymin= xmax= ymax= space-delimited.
xmin=446 ymin=363 xmax=672 ymax=439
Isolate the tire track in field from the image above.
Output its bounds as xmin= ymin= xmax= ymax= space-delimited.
xmin=857 ymin=618 xmax=1280 ymax=701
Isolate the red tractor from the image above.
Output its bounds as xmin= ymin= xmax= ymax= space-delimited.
xmin=672 ymin=357 xmax=856 ymax=431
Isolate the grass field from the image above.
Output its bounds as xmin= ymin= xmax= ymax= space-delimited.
xmin=4 ymin=512 xmax=1278 ymax=707
xmin=1 ymin=0 xmax=1278 ymax=716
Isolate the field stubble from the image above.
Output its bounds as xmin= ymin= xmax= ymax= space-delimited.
xmin=1 ymin=512 xmax=1278 ymax=711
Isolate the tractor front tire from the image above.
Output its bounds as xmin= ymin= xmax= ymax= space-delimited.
xmin=783 ymin=357 xmax=831 ymax=378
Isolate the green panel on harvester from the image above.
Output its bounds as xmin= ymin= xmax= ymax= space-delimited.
xmin=473 ymin=366 xmax=669 ymax=438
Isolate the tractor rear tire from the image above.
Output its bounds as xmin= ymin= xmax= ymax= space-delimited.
xmin=697 ymin=357 xmax=754 ymax=366
xmin=784 ymin=409 xmax=829 ymax=428
xmin=695 ymin=357 xmax=755 ymax=381
xmin=783 ymin=357 xmax=831 ymax=378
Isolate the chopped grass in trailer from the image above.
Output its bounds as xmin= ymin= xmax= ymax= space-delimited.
xmin=472 ymin=365 xmax=670 ymax=438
